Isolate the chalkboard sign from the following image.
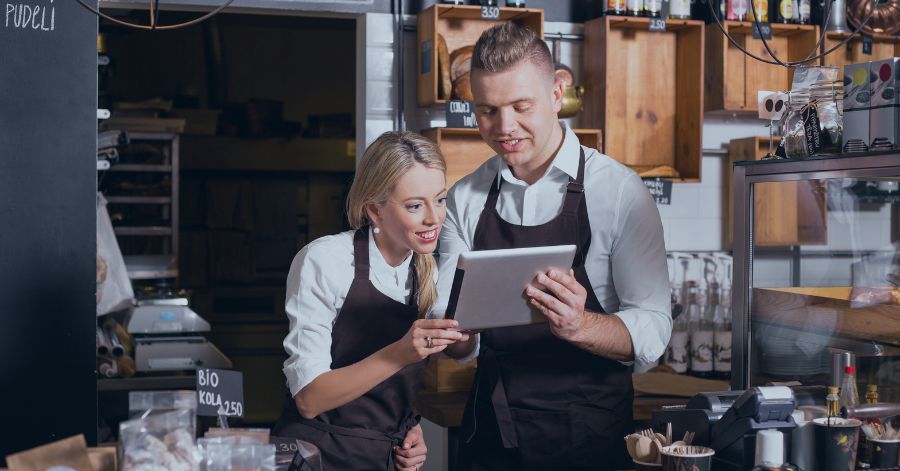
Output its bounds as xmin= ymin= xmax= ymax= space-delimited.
xmin=643 ymin=179 xmax=673 ymax=205
xmin=801 ymin=104 xmax=821 ymax=156
xmin=862 ymin=34 xmax=873 ymax=55
xmin=197 ymin=368 xmax=245 ymax=418
xmin=0 ymin=0 xmax=97 ymax=464
xmin=751 ymin=22 xmax=773 ymax=40
xmin=649 ymin=18 xmax=666 ymax=32
xmin=445 ymin=100 xmax=478 ymax=128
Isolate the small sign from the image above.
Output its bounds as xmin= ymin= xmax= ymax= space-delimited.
xmin=862 ymin=34 xmax=873 ymax=55
xmin=196 ymin=368 xmax=244 ymax=418
xmin=481 ymin=6 xmax=501 ymax=19
xmin=445 ymin=100 xmax=478 ymax=128
xmin=643 ymin=178 xmax=673 ymax=205
xmin=801 ymin=104 xmax=821 ymax=156
xmin=751 ymin=22 xmax=773 ymax=40
xmin=420 ymin=39 xmax=433 ymax=75
xmin=649 ymin=18 xmax=666 ymax=32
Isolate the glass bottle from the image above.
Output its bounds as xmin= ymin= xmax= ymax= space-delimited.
xmin=689 ymin=285 xmax=714 ymax=378
xmin=669 ymin=0 xmax=692 ymax=18
xmin=751 ymin=0 xmax=768 ymax=21
xmin=713 ymin=286 xmax=733 ymax=380
xmin=775 ymin=0 xmax=795 ymax=23
xmin=826 ymin=386 xmax=841 ymax=417
xmin=643 ymin=0 xmax=662 ymax=17
xmin=607 ymin=0 xmax=627 ymax=15
xmin=627 ymin=0 xmax=645 ymax=16
xmin=858 ymin=384 xmax=880 ymax=468
xmin=506 ymin=0 xmax=526 ymax=6
xmin=665 ymin=285 xmax=691 ymax=374
xmin=840 ymin=366 xmax=860 ymax=411
xmin=796 ymin=0 xmax=810 ymax=23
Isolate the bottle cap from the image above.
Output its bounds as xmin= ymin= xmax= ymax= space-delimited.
xmin=845 ymin=365 xmax=856 ymax=375
xmin=755 ymin=429 xmax=784 ymax=467
xmin=867 ymin=384 xmax=877 ymax=392
xmin=828 ymin=386 xmax=839 ymax=394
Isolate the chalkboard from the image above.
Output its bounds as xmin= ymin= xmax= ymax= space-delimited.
xmin=0 ymin=0 xmax=97 ymax=463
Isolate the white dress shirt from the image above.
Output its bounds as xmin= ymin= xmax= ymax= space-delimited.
xmin=282 ymin=228 xmax=417 ymax=397
xmin=436 ymin=123 xmax=672 ymax=366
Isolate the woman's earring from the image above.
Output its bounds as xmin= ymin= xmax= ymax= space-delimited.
xmin=373 ymin=226 xmax=380 ymax=234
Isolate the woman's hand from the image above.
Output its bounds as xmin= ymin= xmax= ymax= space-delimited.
xmin=390 ymin=319 xmax=469 ymax=366
xmin=394 ymin=424 xmax=427 ymax=470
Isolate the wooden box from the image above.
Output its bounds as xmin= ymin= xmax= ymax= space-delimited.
xmin=706 ymin=21 xmax=819 ymax=113
xmin=584 ymin=17 xmax=704 ymax=182
xmin=822 ymin=32 xmax=900 ymax=70
xmin=725 ymin=136 xmax=827 ymax=247
xmin=416 ymin=4 xmax=544 ymax=107
xmin=422 ymin=356 xmax=476 ymax=393
xmin=422 ymin=127 xmax=603 ymax=187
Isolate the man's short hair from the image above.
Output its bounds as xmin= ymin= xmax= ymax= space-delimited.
xmin=471 ymin=22 xmax=554 ymax=81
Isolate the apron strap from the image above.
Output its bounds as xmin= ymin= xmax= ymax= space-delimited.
xmin=353 ymin=227 xmax=370 ymax=281
xmin=473 ymin=348 xmax=519 ymax=449
xmin=563 ymin=148 xmax=587 ymax=267
xmin=296 ymin=413 xmax=418 ymax=470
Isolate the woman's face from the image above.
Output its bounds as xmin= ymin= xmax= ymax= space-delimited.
xmin=368 ymin=163 xmax=447 ymax=265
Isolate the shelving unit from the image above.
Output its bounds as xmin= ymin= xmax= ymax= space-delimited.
xmin=705 ymin=21 xmax=819 ymax=113
xmin=725 ymin=136 xmax=828 ymax=247
xmin=822 ymin=32 xmax=900 ymax=70
xmin=584 ymin=16 xmax=704 ymax=182
xmin=416 ymin=4 xmax=544 ymax=106
xmin=421 ymin=127 xmax=603 ymax=187
xmin=101 ymin=131 xmax=180 ymax=283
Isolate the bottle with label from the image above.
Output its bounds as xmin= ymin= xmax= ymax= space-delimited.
xmin=751 ymin=0 xmax=768 ymax=21
xmin=669 ymin=0 xmax=692 ymax=18
xmin=506 ymin=0 xmax=526 ymax=6
xmin=858 ymin=384 xmax=879 ymax=468
xmin=775 ymin=0 xmax=795 ymax=23
xmin=729 ymin=0 xmax=749 ymax=20
xmin=840 ymin=366 xmax=860 ymax=411
xmin=643 ymin=0 xmax=662 ymax=17
xmin=607 ymin=0 xmax=628 ymax=15
xmin=689 ymin=285 xmax=714 ymax=378
xmin=665 ymin=285 xmax=690 ymax=374
xmin=713 ymin=287 xmax=732 ymax=380
xmin=627 ymin=0 xmax=645 ymax=16
xmin=796 ymin=0 xmax=810 ymax=23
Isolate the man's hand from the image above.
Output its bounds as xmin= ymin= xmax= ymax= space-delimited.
xmin=526 ymin=269 xmax=588 ymax=342
xmin=394 ymin=424 xmax=427 ymax=471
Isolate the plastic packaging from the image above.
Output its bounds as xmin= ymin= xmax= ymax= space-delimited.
xmin=120 ymin=409 xmax=200 ymax=471
xmin=198 ymin=437 xmax=275 ymax=471
xmin=129 ymin=390 xmax=198 ymax=438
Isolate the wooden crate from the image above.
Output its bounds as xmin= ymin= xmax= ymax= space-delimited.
xmin=584 ymin=16 xmax=704 ymax=182
xmin=416 ymin=4 xmax=544 ymax=107
xmin=706 ymin=21 xmax=819 ymax=113
xmin=422 ymin=356 xmax=476 ymax=393
xmin=822 ymin=32 xmax=900 ymax=70
xmin=422 ymin=127 xmax=603 ymax=187
xmin=725 ymin=136 xmax=827 ymax=247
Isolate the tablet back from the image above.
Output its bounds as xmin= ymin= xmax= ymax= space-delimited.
xmin=445 ymin=245 xmax=576 ymax=330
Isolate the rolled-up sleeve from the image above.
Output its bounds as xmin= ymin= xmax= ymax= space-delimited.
xmin=282 ymin=245 xmax=340 ymax=397
xmin=610 ymin=175 xmax=673 ymax=366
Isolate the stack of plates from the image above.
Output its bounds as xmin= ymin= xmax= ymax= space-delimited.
xmin=843 ymin=139 xmax=870 ymax=153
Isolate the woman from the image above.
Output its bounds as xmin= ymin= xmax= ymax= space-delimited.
xmin=274 ymin=131 xmax=467 ymax=471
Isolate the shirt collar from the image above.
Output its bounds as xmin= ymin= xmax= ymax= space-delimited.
xmin=368 ymin=226 xmax=412 ymax=274
xmin=496 ymin=122 xmax=581 ymax=186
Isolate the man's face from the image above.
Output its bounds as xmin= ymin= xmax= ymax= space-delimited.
xmin=471 ymin=59 xmax=563 ymax=176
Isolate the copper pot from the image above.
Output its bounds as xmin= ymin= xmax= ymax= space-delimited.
xmin=559 ymin=84 xmax=584 ymax=118
xmin=847 ymin=0 xmax=900 ymax=35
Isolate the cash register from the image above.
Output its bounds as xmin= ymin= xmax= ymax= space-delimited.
xmin=653 ymin=387 xmax=800 ymax=471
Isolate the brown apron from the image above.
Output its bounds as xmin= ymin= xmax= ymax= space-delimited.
xmin=274 ymin=227 xmax=426 ymax=471
xmin=458 ymin=149 xmax=634 ymax=471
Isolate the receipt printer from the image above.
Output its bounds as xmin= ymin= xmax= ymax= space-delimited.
xmin=653 ymin=386 xmax=796 ymax=471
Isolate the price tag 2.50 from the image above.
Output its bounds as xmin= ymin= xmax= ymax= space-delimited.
xmin=649 ymin=18 xmax=666 ymax=32
xmin=196 ymin=368 xmax=245 ymax=418
xmin=481 ymin=6 xmax=501 ymax=19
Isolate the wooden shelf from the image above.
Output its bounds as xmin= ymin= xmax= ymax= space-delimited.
xmin=725 ymin=136 xmax=828 ymax=247
xmin=822 ymin=32 xmax=900 ymax=70
xmin=584 ymin=16 xmax=704 ymax=181
xmin=180 ymin=136 xmax=355 ymax=173
xmin=106 ymin=196 xmax=172 ymax=204
xmin=421 ymin=127 xmax=603 ymax=188
xmin=706 ymin=21 xmax=819 ymax=113
xmin=416 ymin=4 xmax=544 ymax=106
xmin=108 ymin=164 xmax=172 ymax=172
xmin=114 ymin=226 xmax=173 ymax=236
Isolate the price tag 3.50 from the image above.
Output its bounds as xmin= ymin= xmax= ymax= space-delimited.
xmin=481 ymin=6 xmax=501 ymax=19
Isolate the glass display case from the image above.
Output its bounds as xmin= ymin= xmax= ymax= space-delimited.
xmin=732 ymin=152 xmax=900 ymax=402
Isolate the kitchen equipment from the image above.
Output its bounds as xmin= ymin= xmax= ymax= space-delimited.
xmin=134 ymin=336 xmax=231 ymax=371
xmin=551 ymin=37 xmax=583 ymax=119
xmin=847 ymin=0 xmax=900 ymax=35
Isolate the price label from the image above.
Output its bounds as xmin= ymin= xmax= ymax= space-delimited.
xmin=481 ymin=6 xmax=501 ymax=19
xmin=649 ymin=18 xmax=666 ymax=32
xmin=196 ymin=368 xmax=244 ymax=418
xmin=751 ymin=22 xmax=773 ymax=40
xmin=862 ymin=34 xmax=873 ymax=55
xmin=801 ymin=104 xmax=821 ymax=156
xmin=445 ymin=100 xmax=478 ymax=128
xmin=643 ymin=178 xmax=673 ymax=205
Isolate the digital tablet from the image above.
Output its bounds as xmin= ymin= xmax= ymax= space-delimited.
xmin=444 ymin=245 xmax=577 ymax=330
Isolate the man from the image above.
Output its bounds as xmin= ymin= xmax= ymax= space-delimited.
xmin=438 ymin=22 xmax=672 ymax=470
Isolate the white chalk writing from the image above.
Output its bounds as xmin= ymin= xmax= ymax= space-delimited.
xmin=5 ymin=0 xmax=54 ymax=31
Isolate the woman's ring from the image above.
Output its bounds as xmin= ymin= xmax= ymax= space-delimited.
xmin=425 ymin=336 xmax=433 ymax=348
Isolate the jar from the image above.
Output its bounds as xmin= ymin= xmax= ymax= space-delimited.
xmin=781 ymin=81 xmax=843 ymax=158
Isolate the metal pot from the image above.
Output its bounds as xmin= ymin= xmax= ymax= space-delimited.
xmin=559 ymin=83 xmax=584 ymax=118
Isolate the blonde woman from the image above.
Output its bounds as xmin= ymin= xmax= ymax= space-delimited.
xmin=274 ymin=131 xmax=467 ymax=471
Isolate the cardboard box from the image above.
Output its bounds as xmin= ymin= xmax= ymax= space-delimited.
xmin=869 ymin=58 xmax=900 ymax=149
xmin=843 ymin=61 xmax=872 ymax=152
